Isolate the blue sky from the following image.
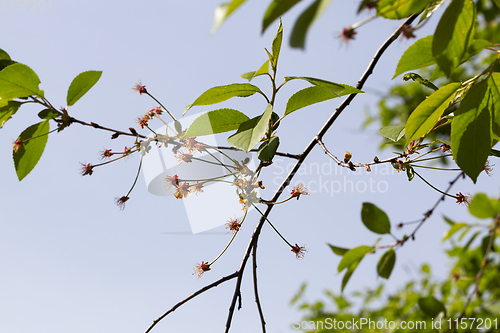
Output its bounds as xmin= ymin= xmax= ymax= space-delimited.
xmin=1 ymin=1 xmax=498 ymax=333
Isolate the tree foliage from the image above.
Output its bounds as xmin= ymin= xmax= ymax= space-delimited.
xmin=1 ymin=0 xmax=500 ymax=332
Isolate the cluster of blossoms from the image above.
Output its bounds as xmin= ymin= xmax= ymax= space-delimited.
xmin=165 ymin=174 xmax=204 ymax=199
xmin=137 ymin=106 xmax=163 ymax=129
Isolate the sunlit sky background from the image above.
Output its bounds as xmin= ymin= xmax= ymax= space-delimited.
xmin=1 ymin=1 xmax=499 ymax=333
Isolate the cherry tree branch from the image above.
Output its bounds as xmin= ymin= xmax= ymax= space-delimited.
xmin=316 ymin=137 xmax=404 ymax=170
xmin=252 ymin=239 xmax=266 ymax=333
xmin=143 ymin=14 xmax=419 ymax=333
xmin=223 ymin=13 xmax=419 ymax=333
xmin=143 ymin=271 xmax=239 ymax=333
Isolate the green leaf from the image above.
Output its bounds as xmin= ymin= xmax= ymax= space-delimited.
xmin=419 ymin=0 xmax=446 ymax=24
xmin=271 ymin=19 xmax=283 ymax=70
xmin=443 ymin=216 xmax=455 ymax=226
xmin=211 ymin=0 xmax=247 ymax=34
xmin=429 ymin=39 xmax=490 ymax=81
xmin=13 ymin=120 xmax=50 ymax=181
xmin=240 ymin=60 xmax=269 ymax=82
xmin=379 ymin=124 xmax=405 ymax=142
xmin=377 ymin=249 xmax=396 ymax=279
xmin=185 ymin=109 xmax=250 ymax=137
xmin=418 ymin=296 xmax=446 ymax=317
xmin=361 ymin=203 xmax=391 ymax=235
xmin=0 ymin=59 xmax=17 ymax=76
xmin=184 ymin=83 xmax=262 ymax=115
xmin=285 ymin=76 xmax=363 ymax=96
xmin=442 ymin=222 xmax=467 ymax=242
xmin=290 ymin=0 xmax=332 ymax=49
xmin=432 ymin=0 xmax=475 ymax=78
xmin=290 ymin=282 xmax=307 ymax=306
xmin=0 ymin=101 xmax=22 ymax=129
xmin=284 ymin=86 xmax=339 ymax=118
xmin=451 ymin=81 xmax=491 ymax=183
xmin=402 ymin=73 xmax=438 ymax=91
xmin=405 ymin=82 xmax=461 ymax=145
xmin=227 ymin=103 xmax=273 ymax=152
xmin=338 ymin=245 xmax=373 ymax=272
xmin=394 ymin=35 xmax=435 ymax=79
xmin=174 ymin=120 xmax=182 ymax=134
xmin=328 ymin=244 xmax=349 ymax=256
xmin=38 ymin=109 xmax=63 ymax=120
xmin=341 ymin=260 xmax=360 ymax=292
xmin=377 ymin=0 xmax=433 ymax=19
xmin=257 ymin=136 xmax=279 ymax=162
xmin=469 ymin=193 xmax=500 ymax=219
xmin=0 ymin=63 xmax=44 ymax=105
xmin=493 ymin=0 xmax=500 ymax=10
xmin=487 ymin=73 xmax=500 ymax=140
xmin=262 ymin=0 xmax=301 ymax=33
xmin=66 ymin=70 xmax=102 ymax=106
xmin=0 ymin=48 xmax=11 ymax=60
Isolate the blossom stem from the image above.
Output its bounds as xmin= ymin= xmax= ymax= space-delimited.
xmin=409 ymin=153 xmax=453 ymax=163
xmin=408 ymin=146 xmax=445 ymax=162
xmin=411 ymin=164 xmax=461 ymax=171
xmin=125 ymin=156 xmax=143 ymax=197
xmin=261 ymin=196 xmax=294 ymax=205
xmin=190 ymin=155 xmax=237 ymax=168
xmin=178 ymin=172 xmax=239 ymax=183
xmin=19 ymin=127 xmax=58 ymax=143
xmin=414 ymin=170 xmax=457 ymax=199
xmin=351 ymin=15 xmax=378 ymax=30
xmin=92 ymin=149 xmax=138 ymax=167
xmin=144 ymin=92 xmax=177 ymax=121
xmin=208 ymin=209 xmax=248 ymax=266
xmin=252 ymin=204 xmax=293 ymax=249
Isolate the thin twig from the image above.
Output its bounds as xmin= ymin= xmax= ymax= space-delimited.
xmin=70 ymin=117 xmax=147 ymax=139
xmin=216 ymin=145 xmax=300 ymax=160
xmin=252 ymin=239 xmax=266 ymax=333
xmin=316 ymin=137 xmax=403 ymax=169
xmin=144 ymin=272 xmax=239 ymax=333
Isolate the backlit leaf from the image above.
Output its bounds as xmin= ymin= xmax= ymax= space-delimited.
xmin=377 ymin=0 xmax=433 ymax=19
xmin=13 ymin=120 xmax=50 ymax=181
xmin=184 ymin=109 xmax=250 ymax=137
xmin=405 ymin=82 xmax=461 ymax=145
xmin=227 ymin=104 xmax=273 ymax=152
xmin=184 ymin=83 xmax=262 ymax=115
xmin=451 ymin=81 xmax=491 ymax=183
xmin=66 ymin=70 xmax=102 ymax=106
xmin=432 ymin=0 xmax=475 ymax=77
xmin=338 ymin=245 xmax=373 ymax=272
xmin=0 ymin=101 xmax=22 ymax=129
xmin=0 ymin=63 xmax=44 ymax=104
